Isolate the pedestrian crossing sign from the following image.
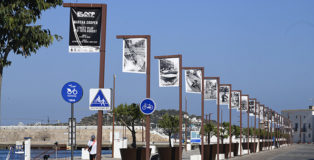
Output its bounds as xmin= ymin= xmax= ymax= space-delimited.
xmin=89 ymin=88 xmax=111 ymax=111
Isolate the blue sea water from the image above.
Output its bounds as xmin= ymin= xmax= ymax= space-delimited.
xmin=0 ymin=149 xmax=111 ymax=159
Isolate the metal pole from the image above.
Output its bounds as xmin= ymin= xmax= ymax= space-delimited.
xmin=97 ymin=5 xmax=107 ymax=160
xmin=217 ymin=78 xmax=220 ymax=160
xmin=201 ymin=69 xmax=204 ymax=160
xmin=228 ymin=85 xmax=232 ymax=158
xmin=254 ymin=102 xmax=256 ymax=153
xmin=247 ymin=100 xmax=249 ymax=155
xmin=71 ymin=103 xmax=74 ymax=160
xmin=142 ymin=119 xmax=144 ymax=142
xmin=179 ymin=55 xmax=183 ymax=160
xmin=258 ymin=103 xmax=260 ymax=152
xmin=185 ymin=96 xmax=188 ymax=151
xmin=300 ymin=115 xmax=301 ymax=143
xmin=62 ymin=3 xmax=107 ymax=160
xmin=270 ymin=110 xmax=273 ymax=150
xmin=262 ymin=106 xmax=265 ymax=151
xmin=240 ymin=94 xmax=242 ymax=156
xmin=267 ymin=110 xmax=270 ymax=150
xmin=145 ymin=36 xmax=151 ymax=160
xmin=112 ymin=74 xmax=115 ymax=158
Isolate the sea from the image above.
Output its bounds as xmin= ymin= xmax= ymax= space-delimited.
xmin=0 ymin=149 xmax=112 ymax=159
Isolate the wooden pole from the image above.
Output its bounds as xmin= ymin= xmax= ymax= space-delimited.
xmin=63 ymin=4 xmax=108 ymax=160
xmin=239 ymin=92 xmax=242 ymax=156
xmin=185 ymin=96 xmax=188 ymax=151
xmin=228 ymin=85 xmax=232 ymax=158
xmin=217 ymin=78 xmax=220 ymax=160
xmin=182 ymin=67 xmax=204 ymax=160
xmin=117 ymin=35 xmax=151 ymax=160
xmin=112 ymin=74 xmax=115 ymax=158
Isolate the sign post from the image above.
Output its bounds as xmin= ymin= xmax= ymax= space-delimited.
xmin=63 ymin=3 xmax=107 ymax=160
xmin=61 ymin=81 xmax=83 ymax=160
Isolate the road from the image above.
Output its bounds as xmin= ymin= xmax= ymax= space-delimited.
xmin=231 ymin=144 xmax=314 ymax=160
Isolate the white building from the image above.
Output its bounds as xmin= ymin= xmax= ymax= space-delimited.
xmin=282 ymin=106 xmax=314 ymax=143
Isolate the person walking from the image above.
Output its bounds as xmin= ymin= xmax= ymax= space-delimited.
xmin=87 ymin=135 xmax=97 ymax=160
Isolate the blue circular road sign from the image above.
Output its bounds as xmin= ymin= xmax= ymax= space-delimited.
xmin=140 ymin=98 xmax=156 ymax=115
xmin=61 ymin=82 xmax=83 ymax=103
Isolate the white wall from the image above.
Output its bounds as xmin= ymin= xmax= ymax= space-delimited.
xmin=282 ymin=110 xmax=313 ymax=143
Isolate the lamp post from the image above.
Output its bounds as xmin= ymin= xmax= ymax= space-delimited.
xmin=182 ymin=67 xmax=204 ymax=160
xmin=154 ymin=54 xmax=183 ymax=159
xmin=63 ymin=3 xmax=107 ymax=160
xmin=116 ymin=35 xmax=151 ymax=160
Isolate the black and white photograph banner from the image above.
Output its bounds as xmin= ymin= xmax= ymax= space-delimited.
xmin=231 ymin=91 xmax=240 ymax=110
xmin=241 ymin=95 xmax=248 ymax=111
xmin=219 ymin=86 xmax=230 ymax=106
xmin=158 ymin=58 xmax=179 ymax=87
xmin=69 ymin=7 xmax=102 ymax=53
xmin=185 ymin=69 xmax=202 ymax=93
xmin=248 ymin=99 xmax=255 ymax=116
xmin=204 ymin=79 xmax=218 ymax=101
xmin=122 ymin=38 xmax=147 ymax=73
xmin=263 ymin=107 xmax=267 ymax=119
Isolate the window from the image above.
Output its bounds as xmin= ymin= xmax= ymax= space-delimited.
xmin=309 ymin=134 xmax=311 ymax=138
xmin=295 ymin=123 xmax=298 ymax=131
xmin=296 ymin=115 xmax=298 ymax=119
xmin=303 ymin=123 xmax=307 ymax=132
xmin=309 ymin=123 xmax=311 ymax=129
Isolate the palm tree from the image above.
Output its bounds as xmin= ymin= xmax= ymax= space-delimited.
xmin=202 ymin=122 xmax=216 ymax=145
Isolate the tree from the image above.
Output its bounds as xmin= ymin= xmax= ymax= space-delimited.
xmin=215 ymin=122 xmax=230 ymax=144
xmin=201 ymin=122 xmax=216 ymax=145
xmin=232 ymin=125 xmax=240 ymax=139
xmin=0 ymin=0 xmax=62 ymax=124
xmin=158 ymin=113 xmax=179 ymax=147
xmin=115 ymin=103 xmax=144 ymax=148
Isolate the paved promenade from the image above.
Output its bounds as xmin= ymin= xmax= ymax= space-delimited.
xmin=231 ymin=144 xmax=314 ymax=160
xmin=63 ymin=144 xmax=314 ymax=160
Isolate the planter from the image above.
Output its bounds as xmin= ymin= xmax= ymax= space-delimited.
xmin=120 ymin=148 xmax=151 ymax=160
xmin=158 ymin=147 xmax=180 ymax=160
xmin=249 ymin=143 xmax=257 ymax=153
xmin=259 ymin=141 xmax=264 ymax=151
xmin=232 ymin=143 xmax=239 ymax=156
xmin=198 ymin=145 xmax=216 ymax=160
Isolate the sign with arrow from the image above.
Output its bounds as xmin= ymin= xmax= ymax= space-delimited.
xmin=89 ymin=88 xmax=111 ymax=110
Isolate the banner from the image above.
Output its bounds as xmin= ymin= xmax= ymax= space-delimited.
xmin=204 ymin=79 xmax=218 ymax=101
xmin=263 ymin=107 xmax=267 ymax=119
xmin=248 ymin=99 xmax=255 ymax=116
xmin=158 ymin=58 xmax=179 ymax=87
xmin=231 ymin=91 xmax=241 ymax=110
xmin=219 ymin=85 xmax=230 ymax=106
xmin=122 ymin=38 xmax=147 ymax=73
xmin=69 ymin=7 xmax=102 ymax=53
xmin=185 ymin=69 xmax=202 ymax=93
xmin=241 ymin=95 xmax=248 ymax=111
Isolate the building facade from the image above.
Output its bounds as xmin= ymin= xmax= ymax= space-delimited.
xmin=281 ymin=106 xmax=314 ymax=143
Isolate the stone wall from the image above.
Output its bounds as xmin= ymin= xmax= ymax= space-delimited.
xmin=0 ymin=126 xmax=168 ymax=146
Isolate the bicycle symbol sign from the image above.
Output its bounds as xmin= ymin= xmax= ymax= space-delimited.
xmin=140 ymin=98 xmax=156 ymax=115
xmin=62 ymin=82 xmax=83 ymax=103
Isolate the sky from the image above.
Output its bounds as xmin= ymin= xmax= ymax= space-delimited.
xmin=2 ymin=0 xmax=314 ymax=126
